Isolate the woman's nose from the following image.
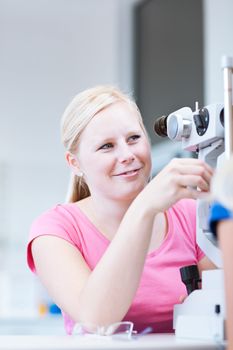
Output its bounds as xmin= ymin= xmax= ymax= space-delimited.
xmin=117 ymin=144 xmax=135 ymax=163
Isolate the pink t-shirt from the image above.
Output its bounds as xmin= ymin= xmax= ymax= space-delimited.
xmin=27 ymin=198 xmax=204 ymax=335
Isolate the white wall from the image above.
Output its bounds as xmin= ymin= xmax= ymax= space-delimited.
xmin=0 ymin=0 xmax=137 ymax=246
xmin=0 ymin=0 xmax=139 ymax=320
xmin=203 ymin=0 xmax=233 ymax=104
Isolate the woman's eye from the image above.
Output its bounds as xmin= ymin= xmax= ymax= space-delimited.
xmin=99 ymin=143 xmax=113 ymax=150
xmin=128 ymin=134 xmax=141 ymax=142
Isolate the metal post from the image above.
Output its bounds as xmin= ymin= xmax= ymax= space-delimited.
xmin=222 ymin=56 xmax=233 ymax=159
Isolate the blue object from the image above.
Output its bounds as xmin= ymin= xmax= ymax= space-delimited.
xmin=209 ymin=201 xmax=233 ymax=237
xmin=49 ymin=303 xmax=61 ymax=315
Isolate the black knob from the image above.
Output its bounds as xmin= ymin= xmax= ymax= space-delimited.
xmin=180 ymin=265 xmax=201 ymax=295
xmin=193 ymin=108 xmax=209 ymax=136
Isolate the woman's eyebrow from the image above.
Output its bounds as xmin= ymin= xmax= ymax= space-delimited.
xmin=92 ymin=137 xmax=114 ymax=149
xmin=92 ymin=129 xmax=142 ymax=144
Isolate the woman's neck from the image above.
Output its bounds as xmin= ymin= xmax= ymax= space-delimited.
xmin=77 ymin=195 xmax=133 ymax=240
xmin=76 ymin=195 xmax=168 ymax=251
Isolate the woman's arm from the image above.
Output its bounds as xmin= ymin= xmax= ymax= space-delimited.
xmin=32 ymin=158 xmax=213 ymax=327
xmin=32 ymin=204 xmax=155 ymax=327
xmin=218 ymin=220 xmax=233 ymax=350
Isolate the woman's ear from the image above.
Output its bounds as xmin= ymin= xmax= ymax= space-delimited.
xmin=65 ymin=152 xmax=81 ymax=175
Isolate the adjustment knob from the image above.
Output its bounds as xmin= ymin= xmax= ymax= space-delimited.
xmin=180 ymin=265 xmax=201 ymax=295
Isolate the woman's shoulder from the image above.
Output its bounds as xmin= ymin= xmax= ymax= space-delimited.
xmin=170 ymin=198 xmax=196 ymax=215
xmin=31 ymin=202 xmax=81 ymax=226
xmin=29 ymin=202 xmax=87 ymax=246
xmin=27 ymin=203 xmax=82 ymax=272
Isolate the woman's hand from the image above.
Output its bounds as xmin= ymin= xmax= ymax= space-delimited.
xmin=139 ymin=158 xmax=214 ymax=213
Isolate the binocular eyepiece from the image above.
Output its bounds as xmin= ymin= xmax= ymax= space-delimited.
xmin=154 ymin=115 xmax=168 ymax=137
xmin=154 ymin=106 xmax=225 ymax=141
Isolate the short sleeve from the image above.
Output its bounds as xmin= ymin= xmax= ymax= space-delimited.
xmin=178 ymin=199 xmax=205 ymax=262
xmin=27 ymin=205 xmax=82 ymax=272
xmin=196 ymin=239 xmax=205 ymax=262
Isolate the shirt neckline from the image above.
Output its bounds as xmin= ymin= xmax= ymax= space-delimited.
xmin=67 ymin=202 xmax=111 ymax=244
xmin=66 ymin=202 xmax=173 ymax=256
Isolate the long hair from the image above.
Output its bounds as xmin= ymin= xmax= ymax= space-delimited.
xmin=61 ymin=85 xmax=148 ymax=203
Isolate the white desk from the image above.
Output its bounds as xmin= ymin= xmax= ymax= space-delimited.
xmin=0 ymin=334 xmax=223 ymax=350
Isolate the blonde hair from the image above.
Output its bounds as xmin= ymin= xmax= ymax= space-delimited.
xmin=61 ymin=85 xmax=148 ymax=203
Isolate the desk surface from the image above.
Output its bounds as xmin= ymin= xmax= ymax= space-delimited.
xmin=0 ymin=334 xmax=222 ymax=350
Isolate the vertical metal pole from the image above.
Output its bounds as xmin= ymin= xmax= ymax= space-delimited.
xmin=222 ymin=56 xmax=233 ymax=159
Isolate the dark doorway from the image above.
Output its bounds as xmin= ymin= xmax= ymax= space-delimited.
xmin=134 ymin=0 xmax=204 ymax=144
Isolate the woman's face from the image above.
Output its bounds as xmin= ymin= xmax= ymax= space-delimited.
xmin=75 ymin=101 xmax=152 ymax=202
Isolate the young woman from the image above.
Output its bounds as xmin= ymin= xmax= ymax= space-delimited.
xmin=27 ymin=85 xmax=215 ymax=335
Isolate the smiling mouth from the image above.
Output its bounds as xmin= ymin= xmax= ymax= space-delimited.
xmin=115 ymin=168 xmax=141 ymax=176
